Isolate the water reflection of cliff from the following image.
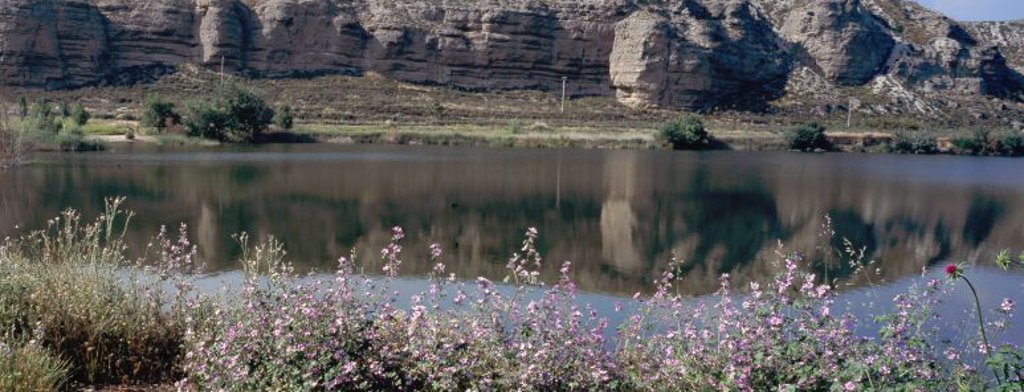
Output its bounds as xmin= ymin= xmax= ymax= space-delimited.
xmin=1 ymin=146 xmax=1022 ymax=296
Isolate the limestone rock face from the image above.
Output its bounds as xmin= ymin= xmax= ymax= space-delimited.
xmin=0 ymin=0 xmax=1021 ymax=110
xmin=610 ymin=1 xmax=789 ymax=110
xmin=779 ymin=0 xmax=895 ymax=85
xmin=610 ymin=12 xmax=705 ymax=109
xmin=0 ymin=0 xmax=108 ymax=88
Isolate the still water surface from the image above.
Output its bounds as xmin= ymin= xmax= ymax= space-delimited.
xmin=2 ymin=144 xmax=1023 ymax=298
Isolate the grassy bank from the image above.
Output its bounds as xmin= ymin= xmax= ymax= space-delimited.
xmin=78 ymin=117 xmax=1024 ymax=157
xmin=1 ymin=200 xmax=1023 ymax=390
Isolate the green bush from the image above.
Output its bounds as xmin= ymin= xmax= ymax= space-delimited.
xmin=659 ymin=115 xmax=712 ymax=150
xmin=182 ymin=84 xmax=275 ymax=142
xmin=994 ymin=131 xmax=1024 ymax=156
xmin=950 ymin=129 xmax=992 ymax=155
xmin=891 ymin=131 xmax=938 ymax=154
xmin=274 ymin=104 xmax=294 ymax=130
xmin=25 ymin=101 xmax=61 ymax=135
xmin=70 ymin=103 xmax=90 ymax=126
xmin=951 ymin=129 xmax=1024 ymax=156
xmin=786 ymin=123 xmax=831 ymax=152
xmin=140 ymin=95 xmax=180 ymax=133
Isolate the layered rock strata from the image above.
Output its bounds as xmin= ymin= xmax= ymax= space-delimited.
xmin=0 ymin=0 xmax=1021 ymax=111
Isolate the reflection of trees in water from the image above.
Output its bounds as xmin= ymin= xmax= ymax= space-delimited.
xmin=680 ymin=190 xmax=785 ymax=274
xmin=964 ymin=195 xmax=1004 ymax=247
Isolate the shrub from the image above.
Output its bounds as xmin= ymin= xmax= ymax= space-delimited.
xmin=0 ymin=199 xmax=184 ymax=385
xmin=786 ymin=123 xmax=831 ymax=152
xmin=24 ymin=102 xmax=62 ymax=136
xmin=430 ymin=100 xmax=446 ymax=121
xmin=659 ymin=115 xmax=712 ymax=150
xmin=508 ymin=118 xmax=523 ymax=134
xmin=140 ymin=95 xmax=180 ymax=133
xmin=951 ymin=129 xmax=994 ymax=155
xmin=58 ymin=101 xmax=71 ymax=117
xmin=17 ymin=97 xmax=28 ymax=118
xmin=70 ymin=103 xmax=90 ymax=126
xmin=0 ymin=339 xmax=70 ymax=391
xmin=274 ymin=104 xmax=294 ymax=130
xmin=959 ymin=130 xmax=1024 ymax=156
xmin=891 ymin=131 xmax=939 ymax=154
xmin=0 ymin=114 xmax=30 ymax=168
xmin=182 ymin=84 xmax=275 ymax=142
xmin=994 ymin=131 xmax=1024 ymax=156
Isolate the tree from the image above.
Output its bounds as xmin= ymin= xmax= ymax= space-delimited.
xmin=140 ymin=95 xmax=180 ymax=133
xmin=659 ymin=115 xmax=712 ymax=150
xmin=182 ymin=83 xmax=274 ymax=142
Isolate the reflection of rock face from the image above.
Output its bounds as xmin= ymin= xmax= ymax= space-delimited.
xmin=4 ymin=149 xmax=1024 ymax=296
xmin=600 ymin=151 xmax=641 ymax=271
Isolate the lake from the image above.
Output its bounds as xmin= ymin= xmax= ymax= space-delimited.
xmin=2 ymin=143 xmax=1023 ymax=298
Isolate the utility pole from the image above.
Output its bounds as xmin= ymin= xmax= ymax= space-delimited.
xmin=220 ymin=56 xmax=226 ymax=86
xmin=561 ymin=76 xmax=567 ymax=114
xmin=847 ymin=96 xmax=853 ymax=128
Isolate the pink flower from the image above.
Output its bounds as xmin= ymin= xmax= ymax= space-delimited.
xmin=1000 ymin=298 xmax=1015 ymax=313
xmin=844 ymin=381 xmax=856 ymax=391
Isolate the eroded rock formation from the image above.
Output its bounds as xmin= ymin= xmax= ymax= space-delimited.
xmin=0 ymin=0 xmax=1022 ymax=112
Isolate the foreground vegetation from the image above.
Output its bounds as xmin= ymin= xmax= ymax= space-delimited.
xmin=1 ymin=199 xmax=1022 ymax=390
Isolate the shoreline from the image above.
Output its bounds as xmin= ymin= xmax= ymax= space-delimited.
xmin=84 ymin=121 xmax=1019 ymax=157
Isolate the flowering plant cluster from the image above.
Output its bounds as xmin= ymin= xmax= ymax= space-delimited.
xmin=178 ymin=227 xmax=1021 ymax=391
xmin=1 ymin=201 xmax=1021 ymax=391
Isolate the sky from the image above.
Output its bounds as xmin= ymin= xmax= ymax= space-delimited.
xmin=916 ymin=0 xmax=1024 ymax=21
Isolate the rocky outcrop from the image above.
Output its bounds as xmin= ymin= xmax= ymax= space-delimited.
xmin=779 ymin=0 xmax=894 ymax=85
xmin=610 ymin=1 xmax=788 ymax=110
xmin=0 ymin=0 xmax=108 ymax=88
xmin=0 ymin=0 xmax=1022 ymax=112
xmin=967 ymin=20 xmax=1024 ymax=73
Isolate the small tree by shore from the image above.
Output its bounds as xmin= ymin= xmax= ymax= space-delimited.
xmin=141 ymin=95 xmax=180 ymax=133
xmin=659 ymin=115 xmax=713 ymax=150
xmin=182 ymin=83 xmax=275 ymax=142
xmin=787 ymin=123 xmax=832 ymax=152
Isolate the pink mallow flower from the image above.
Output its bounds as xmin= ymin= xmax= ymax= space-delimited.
xmin=1000 ymin=298 xmax=1015 ymax=313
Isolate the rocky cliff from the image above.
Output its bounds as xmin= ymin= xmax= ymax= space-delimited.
xmin=1 ymin=0 xmax=1022 ymax=113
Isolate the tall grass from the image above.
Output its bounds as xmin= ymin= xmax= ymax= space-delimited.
xmin=0 ymin=339 xmax=70 ymax=391
xmin=0 ymin=198 xmax=181 ymax=386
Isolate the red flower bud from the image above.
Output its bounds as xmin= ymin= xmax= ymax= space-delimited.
xmin=945 ymin=264 xmax=958 ymax=276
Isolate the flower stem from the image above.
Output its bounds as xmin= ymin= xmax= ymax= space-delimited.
xmin=961 ymin=275 xmax=1001 ymax=385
